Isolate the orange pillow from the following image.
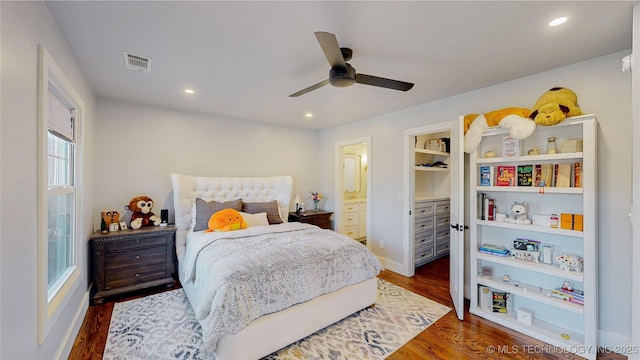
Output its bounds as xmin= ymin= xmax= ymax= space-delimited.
xmin=205 ymin=208 xmax=248 ymax=233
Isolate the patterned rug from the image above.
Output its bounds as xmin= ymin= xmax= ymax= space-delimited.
xmin=103 ymin=279 xmax=451 ymax=360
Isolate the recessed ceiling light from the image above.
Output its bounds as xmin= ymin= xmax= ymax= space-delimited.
xmin=305 ymin=113 xmax=313 ymax=118
xmin=549 ymin=17 xmax=568 ymax=27
xmin=184 ymin=89 xmax=195 ymax=94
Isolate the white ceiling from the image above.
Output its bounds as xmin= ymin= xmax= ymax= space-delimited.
xmin=46 ymin=1 xmax=634 ymax=130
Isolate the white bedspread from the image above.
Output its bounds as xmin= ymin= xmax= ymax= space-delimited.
xmin=182 ymin=222 xmax=383 ymax=352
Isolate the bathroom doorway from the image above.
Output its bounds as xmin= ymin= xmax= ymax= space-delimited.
xmin=334 ymin=137 xmax=371 ymax=248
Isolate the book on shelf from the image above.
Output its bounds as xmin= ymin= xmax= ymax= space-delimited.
xmin=539 ymin=163 xmax=554 ymax=187
xmin=479 ymin=244 xmax=509 ymax=256
xmin=479 ymin=165 xmax=493 ymax=186
xmin=517 ymin=164 xmax=533 ymax=186
xmin=550 ymin=289 xmax=584 ymax=305
xmin=502 ymin=136 xmax=520 ymax=157
xmin=492 ymin=291 xmax=509 ymax=313
xmin=496 ymin=165 xmax=516 ymax=186
xmin=487 ymin=198 xmax=495 ymax=221
xmin=573 ymin=161 xmax=582 ymax=188
xmin=555 ymin=163 xmax=572 ymax=187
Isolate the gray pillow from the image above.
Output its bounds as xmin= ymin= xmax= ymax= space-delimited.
xmin=194 ymin=198 xmax=243 ymax=231
xmin=242 ymin=200 xmax=283 ymax=224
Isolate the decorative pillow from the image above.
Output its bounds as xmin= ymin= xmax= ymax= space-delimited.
xmin=193 ymin=198 xmax=242 ymax=232
xmin=242 ymin=200 xmax=283 ymax=224
xmin=240 ymin=212 xmax=269 ymax=227
xmin=206 ymin=209 xmax=247 ymax=232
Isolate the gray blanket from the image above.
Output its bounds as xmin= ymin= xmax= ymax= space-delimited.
xmin=183 ymin=222 xmax=383 ymax=352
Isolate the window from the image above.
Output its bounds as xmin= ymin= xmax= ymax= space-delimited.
xmin=38 ymin=45 xmax=84 ymax=342
xmin=46 ymin=97 xmax=75 ymax=300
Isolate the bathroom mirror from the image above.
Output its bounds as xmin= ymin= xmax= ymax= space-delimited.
xmin=343 ymin=154 xmax=361 ymax=192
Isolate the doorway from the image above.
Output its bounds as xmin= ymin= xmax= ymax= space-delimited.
xmin=334 ymin=137 xmax=371 ymax=249
xmin=403 ymin=120 xmax=465 ymax=320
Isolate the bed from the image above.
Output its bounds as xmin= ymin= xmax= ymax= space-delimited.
xmin=171 ymin=173 xmax=383 ymax=360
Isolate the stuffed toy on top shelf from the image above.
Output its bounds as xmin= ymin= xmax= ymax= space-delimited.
xmin=529 ymin=87 xmax=582 ymax=126
xmin=463 ymin=107 xmax=536 ymax=153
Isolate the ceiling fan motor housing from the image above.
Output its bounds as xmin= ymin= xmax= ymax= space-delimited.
xmin=329 ymin=64 xmax=356 ymax=87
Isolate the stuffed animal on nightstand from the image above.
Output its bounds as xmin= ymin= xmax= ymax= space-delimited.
xmin=125 ymin=195 xmax=161 ymax=229
xmin=508 ymin=201 xmax=532 ymax=225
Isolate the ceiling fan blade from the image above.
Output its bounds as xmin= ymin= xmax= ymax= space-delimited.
xmin=314 ymin=31 xmax=347 ymax=69
xmin=355 ymin=73 xmax=414 ymax=91
xmin=289 ymin=79 xmax=330 ymax=97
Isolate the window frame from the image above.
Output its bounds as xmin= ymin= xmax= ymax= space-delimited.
xmin=37 ymin=45 xmax=84 ymax=343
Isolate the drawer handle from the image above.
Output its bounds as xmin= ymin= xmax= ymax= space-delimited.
xmin=347 ymin=217 xmax=354 ymax=221
xmin=419 ymin=239 xmax=425 ymax=243
xmin=135 ymin=273 xmax=140 ymax=277
xmin=420 ymin=224 xmax=425 ymax=228
xmin=135 ymin=255 xmax=140 ymax=260
xmin=420 ymin=209 xmax=426 ymax=214
xmin=420 ymin=254 xmax=426 ymax=258
xmin=136 ymin=239 xmax=140 ymax=244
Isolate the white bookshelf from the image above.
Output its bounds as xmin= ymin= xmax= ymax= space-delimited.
xmin=469 ymin=115 xmax=597 ymax=359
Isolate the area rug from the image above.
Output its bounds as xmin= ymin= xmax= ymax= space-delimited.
xmin=103 ymin=279 xmax=451 ymax=360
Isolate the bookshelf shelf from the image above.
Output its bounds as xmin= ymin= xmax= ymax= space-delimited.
xmin=476 ymin=220 xmax=584 ymax=237
xmin=414 ymin=148 xmax=449 ymax=156
xmin=475 ymin=152 xmax=583 ymax=164
xmin=469 ymin=308 xmax=585 ymax=349
xmin=474 ymin=186 xmax=583 ymax=194
xmin=476 ymin=252 xmax=584 ymax=281
xmin=469 ymin=115 xmax=597 ymax=359
xmin=477 ymin=275 xmax=584 ymax=314
xmin=414 ymin=166 xmax=449 ymax=172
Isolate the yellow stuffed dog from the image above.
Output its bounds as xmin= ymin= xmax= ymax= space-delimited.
xmin=205 ymin=208 xmax=248 ymax=233
xmin=464 ymin=107 xmax=536 ymax=153
xmin=529 ymin=87 xmax=582 ymax=126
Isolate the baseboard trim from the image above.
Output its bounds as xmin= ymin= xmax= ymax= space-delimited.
xmin=378 ymin=257 xmax=407 ymax=276
xmin=54 ymin=289 xmax=90 ymax=360
xmin=599 ymin=329 xmax=631 ymax=354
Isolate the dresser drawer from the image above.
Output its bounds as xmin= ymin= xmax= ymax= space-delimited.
xmin=415 ymin=217 xmax=434 ymax=232
xmin=342 ymin=225 xmax=358 ymax=239
xmin=343 ymin=203 xmax=359 ymax=212
xmin=105 ymin=236 xmax=168 ymax=252
xmin=414 ymin=230 xmax=434 ymax=247
xmin=436 ymin=227 xmax=450 ymax=244
xmin=435 ymin=214 xmax=450 ymax=229
xmin=415 ymin=244 xmax=434 ymax=266
xmin=105 ymin=246 xmax=167 ymax=270
xmin=104 ymin=262 xmax=168 ymax=290
xmin=435 ymin=200 xmax=450 ymax=215
xmin=436 ymin=241 xmax=450 ymax=257
xmin=414 ymin=202 xmax=434 ymax=220
xmin=343 ymin=212 xmax=358 ymax=227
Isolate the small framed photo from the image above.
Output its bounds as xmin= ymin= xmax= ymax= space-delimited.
xmin=119 ymin=221 xmax=128 ymax=230
xmin=502 ymin=136 xmax=521 ymax=157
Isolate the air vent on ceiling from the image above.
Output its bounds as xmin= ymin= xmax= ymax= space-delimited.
xmin=124 ymin=51 xmax=151 ymax=73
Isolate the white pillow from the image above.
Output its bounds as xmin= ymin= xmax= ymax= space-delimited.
xmin=240 ymin=212 xmax=269 ymax=227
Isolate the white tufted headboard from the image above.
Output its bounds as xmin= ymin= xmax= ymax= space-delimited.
xmin=170 ymin=173 xmax=293 ymax=260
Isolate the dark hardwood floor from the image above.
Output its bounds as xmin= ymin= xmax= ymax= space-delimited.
xmin=69 ymin=256 xmax=625 ymax=360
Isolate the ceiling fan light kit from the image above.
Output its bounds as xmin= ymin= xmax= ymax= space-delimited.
xmin=290 ymin=31 xmax=414 ymax=97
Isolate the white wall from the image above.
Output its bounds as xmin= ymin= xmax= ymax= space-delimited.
xmin=0 ymin=2 xmax=97 ymax=359
xmin=319 ymin=50 xmax=633 ymax=345
xmin=93 ymin=98 xmax=319 ymax=229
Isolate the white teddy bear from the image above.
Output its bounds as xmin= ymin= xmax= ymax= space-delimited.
xmin=508 ymin=201 xmax=531 ymax=225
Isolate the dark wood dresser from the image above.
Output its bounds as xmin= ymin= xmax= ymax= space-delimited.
xmin=89 ymin=225 xmax=176 ymax=304
xmin=288 ymin=210 xmax=334 ymax=229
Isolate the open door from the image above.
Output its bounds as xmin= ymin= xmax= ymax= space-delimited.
xmin=449 ymin=117 xmax=465 ymax=320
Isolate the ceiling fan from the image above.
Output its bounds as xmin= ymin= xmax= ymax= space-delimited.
xmin=289 ymin=31 xmax=414 ymax=97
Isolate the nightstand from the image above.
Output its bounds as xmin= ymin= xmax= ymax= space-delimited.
xmin=288 ymin=210 xmax=334 ymax=229
xmin=89 ymin=225 xmax=176 ymax=304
